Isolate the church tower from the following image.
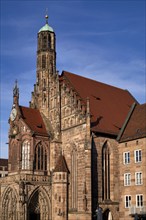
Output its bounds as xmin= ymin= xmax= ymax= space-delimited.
xmin=30 ymin=15 xmax=60 ymax=138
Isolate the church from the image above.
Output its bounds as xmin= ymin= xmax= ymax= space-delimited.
xmin=0 ymin=15 xmax=146 ymax=220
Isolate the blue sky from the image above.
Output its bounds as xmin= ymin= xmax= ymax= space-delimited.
xmin=0 ymin=0 xmax=145 ymax=158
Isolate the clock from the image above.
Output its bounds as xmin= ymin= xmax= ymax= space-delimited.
xmin=10 ymin=108 xmax=17 ymax=121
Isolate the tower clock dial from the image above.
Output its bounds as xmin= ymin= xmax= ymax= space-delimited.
xmin=10 ymin=108 xmax=17 ymax=121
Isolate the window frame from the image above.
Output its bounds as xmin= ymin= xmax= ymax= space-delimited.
xmin=34 ymin=144 xmax=47 ymax=171
xmin=136 ymin=194 xmax=143 ymax=207
xmin=135 ymin=172 xmax=143 ymax=185
xmin=123 ymin=151 xmax=130 ymax=164
xmin=134 ymin=149 xmax=142 ymax=163
xmin=124 ymin=173 xmax=131 ymax=186
xmin=125 ymin=195 xmax=131 ymax=208
xmin=22 ymin=140 xmax=30 ymax=170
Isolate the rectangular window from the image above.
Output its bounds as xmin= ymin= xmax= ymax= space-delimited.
xmin=123 ymin=152 xmax=130 ymax=164
xmin=134 ymin=150 xmax=142 ymax=163
xmin=136 ymin=194 xmax=143 ymax=207
xmin=42 ymin=55 xmax=46 ymax=69
xmin=135 ymin=172 xmax=142 ymax=185
xmin=124 ymin=173 xmax=131 ymax=186
xmin=125 ymin=195 xmax=131 ymax=208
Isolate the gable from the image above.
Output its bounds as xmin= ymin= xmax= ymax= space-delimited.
xmin=19 ymin=106 xmax=48 ymax=136
xmin=60 ymin=71 xmax=137 ymax=136
xmin=119 ymin=103 xmax=146 ymax=142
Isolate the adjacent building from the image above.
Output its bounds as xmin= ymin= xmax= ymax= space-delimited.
xmin=118 ymin=103 xmax=146 ymax=220
xmin=0 ymin=159 xmax=8 ymax=178
xmin=0 ymin=15 xmax=145 ymax=220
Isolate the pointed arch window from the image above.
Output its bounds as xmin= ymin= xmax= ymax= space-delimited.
xmin=102 ymin=143 xmax=110 ymax=200
xmin=34 ymin=143 xmax=47 ymax=171
xmin=22 ymin=140 xmax=30 ymax=170
xmin=71 ymin=147 xmax=77 ymax=210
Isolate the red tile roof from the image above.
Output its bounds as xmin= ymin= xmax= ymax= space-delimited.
xmin=120 ymin=103 xmax=146 ymax=142
xmin=60 ymin=71 xmax=137 ymax=136
xmin=19 ymin=106 xmax=48 ymax=136
xmin=54 ymin=155 xmax=69 ymax=173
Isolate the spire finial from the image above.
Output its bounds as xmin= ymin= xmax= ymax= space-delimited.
xmin=45 ymin=8 xmax=48 ymax=24
xmin=13 ymin=79 xmax=19 ymax=104
xmin=13 ymin=79 xmax=19 ymax=97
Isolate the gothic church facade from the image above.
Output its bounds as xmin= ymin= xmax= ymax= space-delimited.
xmin=0 ymin=16 xmax=146 ymax=220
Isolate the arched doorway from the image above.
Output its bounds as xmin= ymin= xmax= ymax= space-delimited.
xmin=103 ymin=209 xmax=113 ymax=220
xmin=2 ymin=187 xmax=17 ymax=220
xmin=28 ymin=188 xmax=50 ymax=220
xmin=28 ymin=190 xmax=40 ymax=220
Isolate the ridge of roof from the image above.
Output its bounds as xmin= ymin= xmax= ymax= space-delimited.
xmin=61 ymin=70 xmax=132 ymax=93
xmin=54 ymin=154 xmax=69 ymax=173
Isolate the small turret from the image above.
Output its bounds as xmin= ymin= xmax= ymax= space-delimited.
xmin=52 ymin=154 xmax=69 ymax=220
xmin=13 ymin=80 xmax=19 ymax=105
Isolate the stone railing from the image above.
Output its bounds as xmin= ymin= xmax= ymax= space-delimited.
xmin=0 ymin=173 xmax=51 ymax=184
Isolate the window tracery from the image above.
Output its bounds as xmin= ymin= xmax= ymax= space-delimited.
xmin=102 ymin=142 xmax=110 ymax=200
xmin=71 ymin=146 xmax=77 ymax=210
xmin=22 ymin=140 xmax=30 ymax=170
xmin=34 ymin=143 xmax=47 ymax=171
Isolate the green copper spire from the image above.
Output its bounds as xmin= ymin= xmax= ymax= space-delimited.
xmin=38 ymin=14 xmax=54 ymax=33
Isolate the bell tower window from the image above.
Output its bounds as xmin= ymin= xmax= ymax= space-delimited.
xmin=42 ymin=55 xmax=46 ymax=69
xmin=42 ymin=36 xmax=47 ymax=49
xmin=48 ymin=34 xmax=51 ymax=49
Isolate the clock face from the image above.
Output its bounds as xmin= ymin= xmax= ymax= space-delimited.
xmin=10 ymin=108 xmax=17 ymax=121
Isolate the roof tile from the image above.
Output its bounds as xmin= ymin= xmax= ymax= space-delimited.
xmin=120 ymin=103 xmax=146 ymax=141
xmin=54 ymin=155 xmax=69 ymax=173
xmin=19 ymin=106 xmax=48 ymax=136
xmin=60 ymin=71 xmax=136 ymax=135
